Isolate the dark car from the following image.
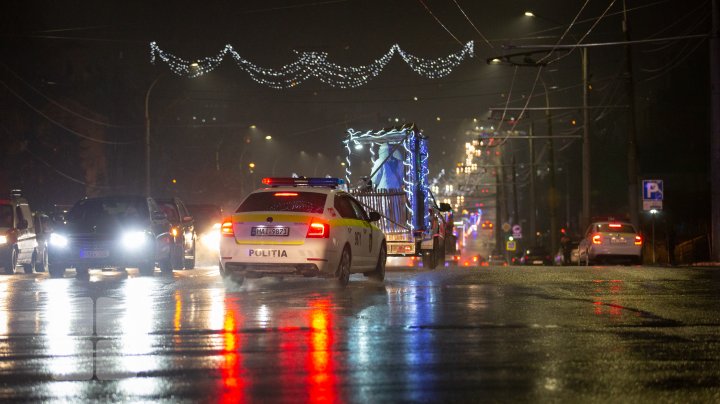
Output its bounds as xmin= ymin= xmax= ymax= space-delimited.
xmin=520 ymin=246 xmax=553 ymax=266
xmin=47 ymin=195 xmax=174 ymax=278
xmin=155 ymin=197 xmax=196 ymax=270
xmin=0 ymin=190 xmax=39 ymax=274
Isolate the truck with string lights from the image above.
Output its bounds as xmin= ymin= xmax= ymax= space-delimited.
xmin=343 ymin=123 xmax=453 ymax=269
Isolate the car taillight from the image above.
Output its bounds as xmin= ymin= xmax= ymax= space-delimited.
xmin=221 ymin=220 xmax=234 ymax=237
xmin=634 ymin=235 xmax=642 ymax=245
xmin=592 ymin=234 xmax=602 ymax=244
xmin=306 ymin=221 xmax=329 ymax=238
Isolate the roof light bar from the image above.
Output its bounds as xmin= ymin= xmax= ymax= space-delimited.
xmin=262 ymin=177 xmax=345 ymax=187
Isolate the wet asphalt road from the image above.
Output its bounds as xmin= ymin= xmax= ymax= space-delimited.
xmin=0 ymin=263 xmax=719 ymax=403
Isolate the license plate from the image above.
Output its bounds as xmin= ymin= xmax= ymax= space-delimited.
xmin=610 ymin=238 xmax=626 ymax=244
xmin=532 ymin=260 xmax=543 ymax=265
xmin=251 ymin=226 xmax=289 ymax=236
xmin=81 ymin=249 xmax=109 ymax=258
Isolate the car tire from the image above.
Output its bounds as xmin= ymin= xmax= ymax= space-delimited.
xmin=76 ymin=266 xmax=90 ymax=279
xmin=335 ymin=246 xmax=351 ymax=287
xmin=160 ymin=255 xmax=173 ymax=274
xmin=184 ymin=241 xmax=196 ymax=269
xmin=367 ymin=243 xmax=386 ymax=282
xmin=37 ymin=249 xmax=48 ymax=273
xmin=3 ymin=248 xmax=17 ymax=275
xmin=22 ymin=251 xmax=35 ymax=274
xmin=49 ymin=263 xmax=65 ymax=278
xmin=138 ymin=263 xmax=154 ymax=276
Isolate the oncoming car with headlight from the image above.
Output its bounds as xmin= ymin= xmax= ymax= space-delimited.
xmin=219 ymin=177 xmax=386 ymax=286
xmin=47 ymin=195 xmax=174 ymax=277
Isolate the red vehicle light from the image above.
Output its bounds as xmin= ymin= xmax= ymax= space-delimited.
xmin=592 ymin=234 xmax=602 ymax=244
xmin=306 ymin=221 xmax=329 ymax=238
xmin=472 ymin=256 xmax=478 ymax=262
xmin=274 ymin=192 xmax=298 ymax=197
xmin=221 ymin=219 xmax=234 ymax=237
xmin=634 ymin=235 xmax=642 ymax=245
xmin=608 ymin=223 xmax=622 ymax=228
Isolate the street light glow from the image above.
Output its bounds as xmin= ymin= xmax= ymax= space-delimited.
xmin=265 ymin=135 xmax=272 ymax=140
xmin=524 ymin=11 xmax=535 ymax=17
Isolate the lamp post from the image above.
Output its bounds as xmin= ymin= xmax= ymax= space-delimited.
xmin=649 ymin=209 xmax=659 ymax=264
xmin=144 ymin=75 xmax=162 ymax=196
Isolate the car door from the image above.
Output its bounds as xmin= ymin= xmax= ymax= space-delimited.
xmin=333 ymin=194 xmax=367 ymax=268
xmin=177 ymin=199 xmax=195 ymax=252
xmin=348 ymin=197 xmax=374 ymax=268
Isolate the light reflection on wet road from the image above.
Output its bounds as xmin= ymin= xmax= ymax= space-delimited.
xmin=0 ymin=265 xmax=719 ymax=402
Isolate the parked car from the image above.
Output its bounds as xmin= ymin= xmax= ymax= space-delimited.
xmin=578 ymin=220 xmax=643 ymax=265
xmin=47 ymin=195 xmax=174 ymax=277
xmin=520 ymin=246 xmax=553 ymax=266
xmin=155 ymin=197 xmax=197 ymax=270
xmin=0 ymin=190 xmax=39 ymax=274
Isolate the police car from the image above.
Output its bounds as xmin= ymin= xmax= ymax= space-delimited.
xmin=219 ymin=177 xmax=387 ymax=286
xmin=578 ymin=220 xmax=643 ymax=265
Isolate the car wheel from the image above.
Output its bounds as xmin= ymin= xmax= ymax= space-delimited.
xmin=184 ymin=241 xmax=196 ymax=269
xmin=368 ymin=243 xmax=386 ymax=282
xmin=37 ymin=249 xmax=48 ymax=273
xmin=138 ymin=263 xmax=154 ymax=276
xmin=160 ymin=255 xmax=173 ymax=274
xmin=22 ymin=251 xmax=35 ymax=274
xmin=3 ymin=248 xmax=17 ymax=274
xmin=335 ymin=246 xmax=351 ymax=287
xmin=48 ymin=263 xmax=66 ymax=278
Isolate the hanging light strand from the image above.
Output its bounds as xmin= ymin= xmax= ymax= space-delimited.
xmin=150 ymin=41 xmax=474 ymax=89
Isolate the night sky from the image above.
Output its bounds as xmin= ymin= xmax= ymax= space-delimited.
xmin=0 ymin=0 xmax=712 ymax=237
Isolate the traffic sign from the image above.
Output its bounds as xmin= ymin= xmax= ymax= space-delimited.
xmin=642 ymin=179 xmax=664 ymax=211
xmin=502 ymin=222 xmax=511 ymax=232
xmin=642 ymin=179 xmax=663 ymax=200
xmin=506 ymin=240 xmax=516 ymax=251
xmin=512 ymin=224 xmax=522 ymax=239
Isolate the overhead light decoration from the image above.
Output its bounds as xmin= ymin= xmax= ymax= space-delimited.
xmin=150 ymin=41 xmax=474 ymax=89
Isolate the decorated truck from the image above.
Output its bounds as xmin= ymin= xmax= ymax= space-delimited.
xmin=343 ymin=123 xmax=454 ymax=269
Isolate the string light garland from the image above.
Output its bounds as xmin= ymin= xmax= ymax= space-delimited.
xmin=150 ymin=41 xmax=474 ymax=89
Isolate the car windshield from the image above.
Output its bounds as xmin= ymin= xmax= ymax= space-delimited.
xmin=596 ymin=223 xmax=636 ymax=233
xmin=236 ymin=191 xmax=327 ymax=214
xmin=67 ymin=197 xmax=148 ymax=224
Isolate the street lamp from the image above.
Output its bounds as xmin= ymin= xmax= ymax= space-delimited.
xmin=145 ymin=75 xmax=163 ymax=196
xmin=649 ymin=209 xmax=660 ymax=264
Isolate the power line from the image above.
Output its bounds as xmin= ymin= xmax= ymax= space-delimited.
xmin=416 ymin=0 xmax=464 ymax=45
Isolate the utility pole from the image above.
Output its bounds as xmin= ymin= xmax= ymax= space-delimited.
xmin=542 ymin=79 xmax=559 ymax=255
xmin=529 ymin=122 xmax=537 ymax=245
xmin=512 ymin=153 xmax=519 ymax=227
xmin=711 ymin=0 xmax=720 ymax=260
xmin=581 ymin=47 xmax=591 ymax=231
xmin=623 ymin=0 xmax=640 ymax=226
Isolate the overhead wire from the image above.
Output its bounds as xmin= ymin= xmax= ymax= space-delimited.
xmin=416 ymin=0 xmax=464 ymax=46
xmin=0 ymin=79 xmax=137 ymax=145
xmin=451 ymin=0 xmax=493 ymax=49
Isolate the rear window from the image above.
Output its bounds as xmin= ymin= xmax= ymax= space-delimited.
xmin=156 ymin=201 xmax=180 ymax=222
xmin=236 ymin=191 xmax=327 ymax=214
xmin=596 ymin=223 xmax=636 ymax=233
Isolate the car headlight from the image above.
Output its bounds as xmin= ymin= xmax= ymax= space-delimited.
xmin=200 ymin=231 xmax=220 ymax=251
xmin=0 ymin=235 xmax=7 ymax=245
xmin=49 ymin=233 xmax=69 ymax=248
xmin=121 ymin=231 xmax=149 ymax=250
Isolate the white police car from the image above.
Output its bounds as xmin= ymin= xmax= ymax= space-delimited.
xmin=578 ymin=220 xmax=643 ymax=265
xmin=219 ymin=177 xmax=387 ymax=286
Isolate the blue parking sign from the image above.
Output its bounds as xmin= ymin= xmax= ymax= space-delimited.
xmin=642 ymin=180 xmax=663 ymax=201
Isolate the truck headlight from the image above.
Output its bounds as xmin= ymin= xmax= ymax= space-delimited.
xmin=121 ymin=231 xmax=148 ymax=250
xmin=49 ymin=233 xmax=69 ymax=248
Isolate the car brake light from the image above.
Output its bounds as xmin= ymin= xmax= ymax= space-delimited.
xmin=306 ymin=221 xmax=329 ymax=238
xmin=609 ymin=223 xmax=622 ymax=228
xmin=592 ymin=234 xmax=602 ymax=244
xmin=274 ymin=192 xmax=298 ymax=197
xmin=634 ymin=235 xmax=642 ymax=245
xmin=221 ymin=220 xmax=234 ymax=237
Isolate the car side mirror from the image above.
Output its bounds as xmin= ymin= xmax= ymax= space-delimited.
xmin=152 ymin=212 xmax=167 ymax=221
xmin=439 ymin=203 xmax=452 ymax=212
xmin=368 ymin=211 xmax=381 ymax=222
xmin=17 ymin=219 xmax=28 ymax=230
xmin=182 ymin=216 xmax=193 ymax=223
